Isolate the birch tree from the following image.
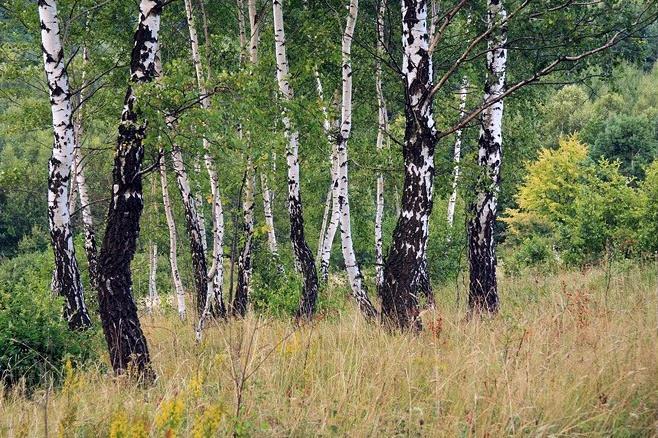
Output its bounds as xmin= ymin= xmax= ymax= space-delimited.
xmin=39 ymin=0 xmax=91 ymax=330
xmin=335 ymin=0 xmax=378 ymax=319
xmin=446 ymin=77 xmax=468 ymax=229
xmin=272 ymin=0 xmax=320 ymax=319
xmin=159 ymin=152 xmax=186 ymax=319
xmin=374 ymin=0 xmax=388 ymax=290
xmin=234 ymin=162 xmax=255 ymax=316
xmin=172 ymin=144 xmax=210 ymax=315
xmin=379 ymin=0 xmax=436 ymax=330
xmin=96 ymin=0 xmax=162 ymax=379
xmin=467 ymin=0 xmax=507 ymax=314
xmin=315 ymin=73 xmax=340 ymax=282
xmin=184 ymin=0 xmax=226 ymax=319
xmin=147 ymin=242 xmax=159 ymax=314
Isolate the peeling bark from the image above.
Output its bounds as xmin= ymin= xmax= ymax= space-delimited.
xmin=272 ymin=0 xmax=319 ymax=319
xmin=380 ymin=0 xmax=436 ymax=330
xmin=159 ymin=152 xmax=186 ymax=320
xmin=39 ymin=0 xmax=91 ymax=330
xmin=335 ymin=0 xmax=378 ymax=319
xmin=96 ymin=0 xmax=162 ymax=379
xmin=468 ymin=0 xmax=507 ymax=315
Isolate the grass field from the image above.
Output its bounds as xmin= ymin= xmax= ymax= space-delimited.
xmin=1 ymin=264 xmax=657 ymax=437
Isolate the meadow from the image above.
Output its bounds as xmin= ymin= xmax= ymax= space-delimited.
xmin=1 ymin=264 xmax=657 ymax=437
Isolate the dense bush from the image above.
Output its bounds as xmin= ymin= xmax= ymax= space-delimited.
xmin=503 ymin=137 xmax=647 ymax=267
xmin=0 ymin=251 xmax=100 ymax=389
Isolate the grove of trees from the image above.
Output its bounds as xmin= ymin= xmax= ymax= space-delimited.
xmin=1 ymin=0 xmax=658 ymax=385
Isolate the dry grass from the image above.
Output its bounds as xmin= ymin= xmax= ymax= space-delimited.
xmin=1 ymin=264 xmax=657 ymax=437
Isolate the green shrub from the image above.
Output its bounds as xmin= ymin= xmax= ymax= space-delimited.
xmin=0 ymin=251 xmax=100 ymax=389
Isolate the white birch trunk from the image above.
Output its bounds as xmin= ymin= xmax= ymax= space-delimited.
xmin=446 ymin=77 xmax=468 ymax=228
xmin=39 ymin=0 xmax=91 ymax=330
xmin=315 ymin=72 xmax=340 ymax=282
xmin=159 ymin=152 xmax=187 ymax=319
xmin=334 ymin=0 xmax=378 ymax=318
xmin=468 ymin=0 xmax=507 ymax=314
xmin=194 ymin=158 xmax=207 ymax=253
xmin=260 ymin=173 xmax=279 ymax=255
xmin=184 ymin=0 xmax=226 ymax=327
xmin=147 ymin=242 xmax=160 ymax=314
xmin=272 ymin=0 xmax=319 ymax=318
xmin=374 ymin=0 xmax=388 ymax=290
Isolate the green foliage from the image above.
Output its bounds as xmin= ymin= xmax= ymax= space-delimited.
xmin=589 ymin=114 xmax=657 ymax=179
xmin=504 ymin=137 xmax=644 ymax=266
xmin=0 ymin=251 xmax=101 ymax=389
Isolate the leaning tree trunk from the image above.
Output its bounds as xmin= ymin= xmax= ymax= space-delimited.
xmin=172 ymin=144 xmax=209 ymax=315
xmin=184 ymin=0 xmax=226 ymax=321
xmin=447 ymin=77 xmax=468 ymax=229
xmin=96 ymin=0 xmax=162 ymax=379
xmin=468 ymin=0 xmax=507 ymax=315
xmin=39 ymin=0 xmax=91 ymax=330
xmin=380 ymin=0 xmax=436 ymax=330
xmin=315 ymin=73 xmax=340 ymax=282
xmin=374 ymin=0 xmax=388 ymax=290
xmin=272 ymin=0 xmax=320 ymax=319
xmin=159 ymin=152 xmax=187 ymax=320
xmin=335 ymin=0 xmax=378 ymax=319
xmin=234 ymin=161 xmax=255 ymax=316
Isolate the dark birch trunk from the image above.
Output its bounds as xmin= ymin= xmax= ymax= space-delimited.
xmin=96 ymin=0 xmax=162 ymax=379
xmin=380 ymin=0 xmax=436 ymax=330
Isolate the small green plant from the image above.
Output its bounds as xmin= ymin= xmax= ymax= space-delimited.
xmin=0 ymin=251 xmax=100 ymax=389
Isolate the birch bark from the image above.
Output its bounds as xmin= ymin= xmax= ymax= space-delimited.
xmin=336 ymin=0 xmax=377 ymax=319
xmin=39 ymin=0 xmax=91 ymax=330
xmin=374 ymin=0 xmax=388 ymax=290
xmin=184 ymin=0 xmax=226 ymax=320
xmin=234 ymin=161 xmax=255 ymax=316
xmin=446 ymin=77 xmax=468 ymax=228
xmin=380 ymin=0 xmax=436 ymax=330
xmin=147 ymin=242 xmax=159 ymax=314
xmin=96 ymin=0 xmax=161 ymax=379
xmin=159 ymin=152 xmax=187 ymax=319
xmin=467 ymin=0 xmax=507 ymax=314
xmin=272 ymin=0 xmax=320 ymax=318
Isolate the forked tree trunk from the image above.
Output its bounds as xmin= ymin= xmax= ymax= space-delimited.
xmin=335 ymin=0 xmax=377 ymax=319
xmin=159 ymin=152 xmax=186 ymax=319
xmin=374 ymin=0 xmax=388 ymax=290
xmin=172 ymin=144 xmax=209 ymax=315
xmin=468 ymin=0 xmax=507 ymax=315
xmin=39 ymin=0 xmax=91 ymax=330
xmin=315 ymin=73 xmax=340 ymax=282
xmin=233 ymin=161 xmax=255 ymax=316
xmin=272 ymin=0 xmax=320 ymax=319
xmin=380 ymin=0 xmax=436 ymax=330
xmin=96 ymin=0 xmax=162 ymax=379
xmin=446 ymin=77 xmax=468 ymax=229
xmin=184 ymin=0 xmax=226 ymax=321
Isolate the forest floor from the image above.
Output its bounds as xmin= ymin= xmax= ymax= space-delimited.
xmin=1 ymin=264 xmax=657 ymax=437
